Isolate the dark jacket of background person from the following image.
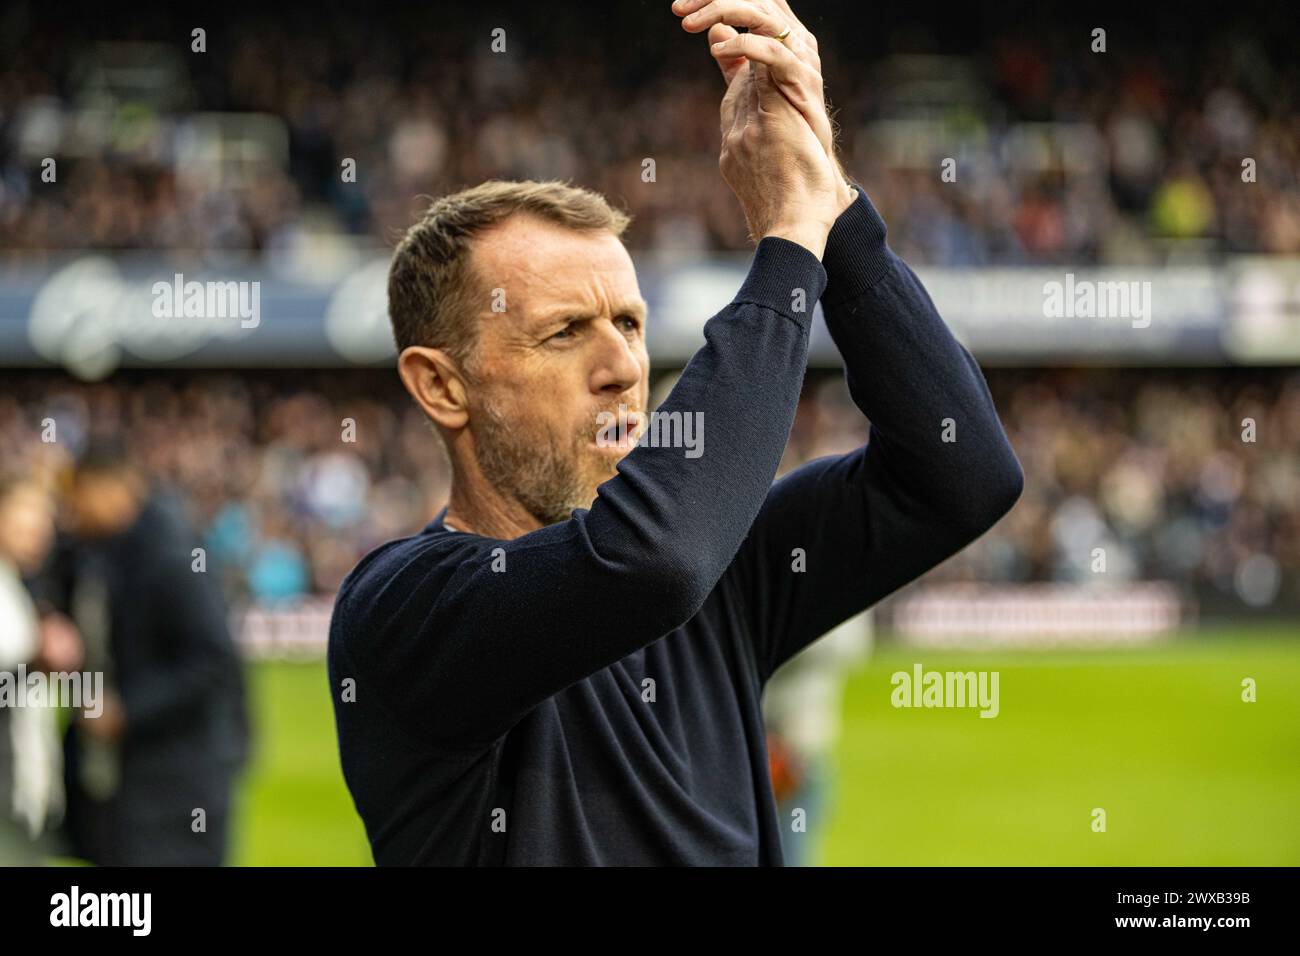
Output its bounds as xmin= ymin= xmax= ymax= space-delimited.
xmin=57 ymin=491 xmax=251 ymax=865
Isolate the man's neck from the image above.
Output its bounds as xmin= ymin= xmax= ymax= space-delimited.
xmin=443 ymin=481 xmax=543 ymax=541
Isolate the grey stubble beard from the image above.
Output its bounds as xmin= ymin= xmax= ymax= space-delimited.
xmin=473 ymin=393 xmax=619 ymax=527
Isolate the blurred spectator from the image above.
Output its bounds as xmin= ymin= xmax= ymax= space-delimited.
xmin=57 ymin=444 xmax=250 ymax=865
xmin=0 ymin=365 xmax=1295 ymax=615
xmin=764 ymin=611 xmax=871 ymax=867
xmin=1 ymin=6 xmax=1296 ymax=265
xmin=0 ymin=476 xmax=67 ymax=863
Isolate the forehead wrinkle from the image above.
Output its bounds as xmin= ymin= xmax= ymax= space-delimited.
xmin=515 ymin=270 xmax=643 ymax=330
xmin=472 ymin=220 xmax=641 ymax=334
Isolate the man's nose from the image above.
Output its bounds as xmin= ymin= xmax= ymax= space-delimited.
xmin=590 ymin=320 xmax=643 ymax=394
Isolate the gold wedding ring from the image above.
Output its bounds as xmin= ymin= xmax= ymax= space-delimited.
xmin=774 ymin=26 xmax=792 ymax=44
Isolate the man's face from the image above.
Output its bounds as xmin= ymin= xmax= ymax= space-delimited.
xmin=66 ymin=472 xmax=138 ymax=538
xmin=464 ymin=214 xmax=650 ymax=527
xmin=0 ymin=484 xmax=55 ymax=574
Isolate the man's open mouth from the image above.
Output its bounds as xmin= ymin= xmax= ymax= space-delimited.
xmin=594 ymin=410 xmax=642 ymax=447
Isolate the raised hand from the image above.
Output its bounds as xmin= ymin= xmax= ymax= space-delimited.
xmin=674 ymin=0 xmax=851 ymax=254
xmin=674 ymin=0 xmax=855 ymax=211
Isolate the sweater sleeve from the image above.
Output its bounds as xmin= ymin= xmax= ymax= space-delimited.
xmin=728 ymin=184 xmax=1024 ymax=684
xmin=332 ymin=236 xmax=828 ymax=752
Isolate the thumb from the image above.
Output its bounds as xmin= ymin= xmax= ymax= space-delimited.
xmin=752 ymin=59 xmax=782 ymax=116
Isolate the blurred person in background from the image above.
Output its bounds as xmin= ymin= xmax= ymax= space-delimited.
xmin=58 ymin=444 xmax=250 ymax=865
xmin=0 ymin=477 xmax=79 ymax=864
xmin=764 ymin=610 xmax=871 ymax=866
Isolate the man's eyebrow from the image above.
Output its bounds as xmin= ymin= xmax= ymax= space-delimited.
xmin=537 ymin=301 xmax=649 ymax=324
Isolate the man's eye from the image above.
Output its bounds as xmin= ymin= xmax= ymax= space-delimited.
xmin=549 ymin=325 xmax=574 ymax=341
xmin=618 ymin=316 xmax=641 ymax=333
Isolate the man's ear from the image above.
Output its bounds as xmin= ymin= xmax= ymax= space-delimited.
xmin=398 ymin=346 xmax=471 ymax=431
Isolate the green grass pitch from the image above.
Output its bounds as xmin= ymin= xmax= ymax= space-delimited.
xmin=229 ymin=628 xmax=1300 ymax=866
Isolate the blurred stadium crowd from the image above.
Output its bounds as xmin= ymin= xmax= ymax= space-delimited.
xmin=1 ymin=3 xmax=1298 ymax=265
xmin=1 ymin=366 xmax=1296 ymax=614
xmin=0 ymin=3 xmax=1296 ymax=613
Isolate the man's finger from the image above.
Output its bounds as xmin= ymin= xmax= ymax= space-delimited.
xmin=712 ymin=22 xmax=748 ymax=135
xmin=677 ymin=0 xmax=818 ymax=66
xmin=711 ymin=35 xmax=834 ymax=157
xmin=768 ymin=0 xmax=811 ymax=39
xmin=711 ymin=32 xmax=823 ymax=123
xmin=719 ymin=58 xmax=750 ymax=135
xmin=678 ymin=0 xmax=788 ymax=40
xmin=707 ymin=22 xmax=745 ymax=86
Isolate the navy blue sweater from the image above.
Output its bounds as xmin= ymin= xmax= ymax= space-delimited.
xmin=328 ymin=185 xmax=1024 ymax=865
